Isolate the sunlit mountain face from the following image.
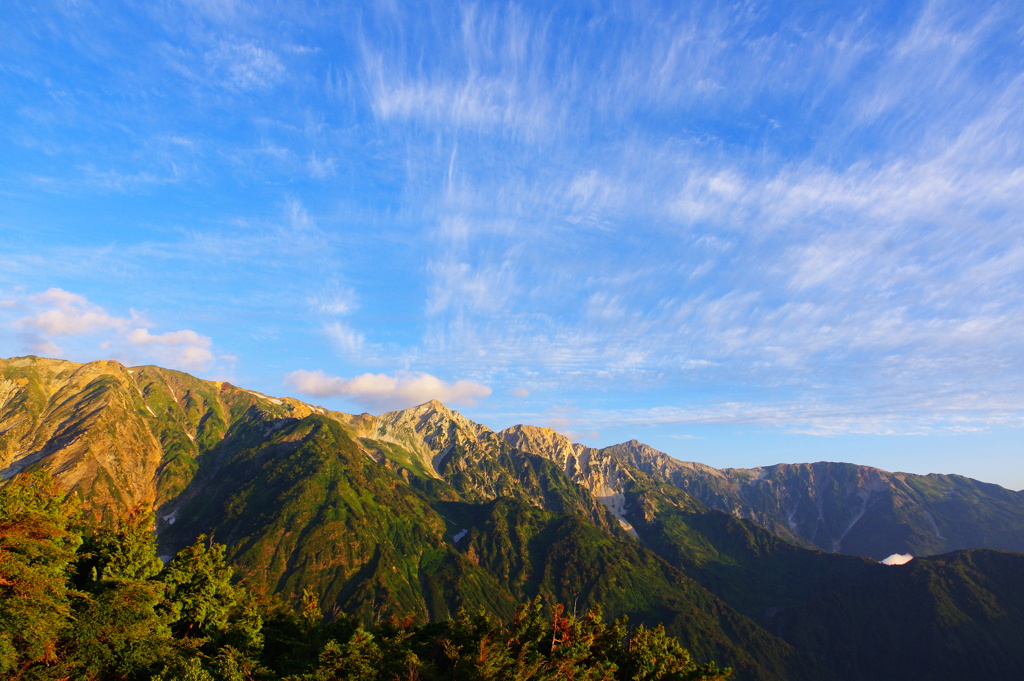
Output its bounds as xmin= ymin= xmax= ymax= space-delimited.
xmin=5 ymin=355 xmax=1024 ymax=681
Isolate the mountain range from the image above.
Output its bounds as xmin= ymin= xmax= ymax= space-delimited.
xmin=2 ymin=355 xmax=1024 ymax=680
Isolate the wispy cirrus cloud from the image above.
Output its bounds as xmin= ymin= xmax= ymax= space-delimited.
xmin=80 ymin=164 xmax=188 ymax=192
xmin=425 ymin=258 xmax=519 ymax=316
xmin=559 ymin=392 xmax=1024 ymax=439
xmin=404 ymin=0 xmax=1024 ymax=425
xmin=849 ymin=1 xmax=1001 ymax=131
xmin=5 ymin=0 xmax=1024 ymax=467
xmin=204 ymin=40 xmax=285 ymax=92
xmin=322 ymin=322 xmax=364 ymax=358
xmin=309 ymin=287 xmax=358 ymax=316
xmin=362 ymin=4 xmax=561 ymax=138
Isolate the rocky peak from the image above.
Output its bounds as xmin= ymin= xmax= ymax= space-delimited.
xmin=368 ymin=400 xmax=495 ymax=477
xmin=603 ymin=439 xmax=726 ymax=482
xmin=499 ymin=424 xmax=584 ymax=466
xmin=378 ymin=400 xmax=492 ymax=440
xmin=496 ymin=424 xmax=639 ymax=533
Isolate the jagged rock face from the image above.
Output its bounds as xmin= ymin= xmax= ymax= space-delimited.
xmin=373 ymin=409 xmax=609 ymax=527
xmin=500 ymin=425 xmax=639 ymax=534
xmin=367 ymin=399 xmax=496 ymax=478
xmin=500 ymin=425 xmax=586 ymax=466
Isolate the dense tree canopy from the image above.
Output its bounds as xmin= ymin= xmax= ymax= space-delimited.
xmin=0 ymin=471 xmax=82 ymax=673
xmin=0 ymin=473 xmax=729 ymax=680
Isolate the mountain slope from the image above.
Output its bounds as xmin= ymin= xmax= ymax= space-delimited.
xmin=0 ymin=357 xmax=165 ymax=513
xmin=5 ymin=356 xmax=1024 ymax=680
xmin=156 ymin=401 xmax=791 ymax=680
xmin=159 ymin=410 xmax=517 ymax=624
xmin=0 ymin=356 xmax=322 ymax=516
xmin=605 ymin=440 xmax=1024 ymax=560
xmin=768 ymin=549 xmax=1024 ymax=679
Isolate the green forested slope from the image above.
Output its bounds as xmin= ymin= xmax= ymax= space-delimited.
xmin=0 ymin=471 xmax=734 ymax=680
xmin=4 ymin=356 xmax=1024 ymax=680
xmin=767 ymin=549 xmax=1024 ymax=679
xmin=158 ymin=407 xmax=790 ymax=680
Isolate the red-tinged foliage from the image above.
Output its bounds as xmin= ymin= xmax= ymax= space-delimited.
xmin=0 ymin=471 xmax=731 ymax=681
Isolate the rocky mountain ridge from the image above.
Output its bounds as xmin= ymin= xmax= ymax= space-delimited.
xmin=498 ymin=425 xmax=641 ymax=535
xmin=5 ymin=355 xmax=1024 ymax=680
xmin=606 ymin=440 xmax=1024 ymax=559
xmin=3 ymin=355 xmax=1023 ymax=561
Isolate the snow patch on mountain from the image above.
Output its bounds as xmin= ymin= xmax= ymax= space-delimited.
xmin=246 ymin=390 xmax=283 ymax=405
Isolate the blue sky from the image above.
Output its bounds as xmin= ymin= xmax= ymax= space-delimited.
xmin=3 ymin=0 xmax=1023 ymax=488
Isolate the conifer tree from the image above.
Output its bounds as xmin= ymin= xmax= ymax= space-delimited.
xmin=0 ymin=471 xmax=81 ymax=674
xmin=62 ymin=506 xmax=175 ymax=679
xmin=160 ymin=535 xmax=240 ymax=640
xmin=157 ymin=534 xmax=266 ymax=678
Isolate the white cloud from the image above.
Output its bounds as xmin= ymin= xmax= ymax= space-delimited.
xmin=409 ymin=55 xmax=1024 ymax=412
xmin=183 ymin=0 xmax=244 ymax=24
xmin=546 ymin=390 xmax=1024 ymax=439
xmin=363 ymin=5 xmax=560 ymax=138
xmin=307 ymin=154 xmax=336 ymax=178
xmin=881 ymin=553 xmax=914 ymax=565
xmin=126 ymin=328 xmax=216 ymax=372
xmin=854 ymin=2 xmax=994 ymax=127
xmin=27 ymin=338 xmax=62 ymax=356
xmin=81 ymin=165 xmax=184 ymax=192
xmin=6 ymin=288 xmax=222 ymax=373
xmin=670 ymin=170 xmax=751 ymax=225
xmin=310 ymin=287 xmax=358 ymax=316
xmin=19 ymin=288 xmax=132 ymax=336
xmin=284 ymin=369 xmax=492 ymax=412
xmin=17 ymin=286 xmax=134 ymax=346
xmin=370 ymin=72 xmax=559 ymax=139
